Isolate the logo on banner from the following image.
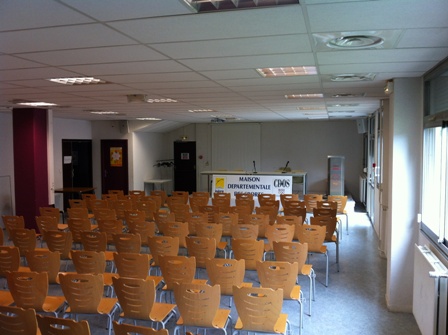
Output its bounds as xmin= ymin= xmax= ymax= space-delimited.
xmin=215 ymin=177 xmax=225 ymax=192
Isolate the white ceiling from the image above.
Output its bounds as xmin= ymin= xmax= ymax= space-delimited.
xmin=1 ymin=0 xmax=447 ymax=132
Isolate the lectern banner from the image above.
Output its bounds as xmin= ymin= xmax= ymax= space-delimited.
xmin=212 ymin=174 xmax=292 ymax=198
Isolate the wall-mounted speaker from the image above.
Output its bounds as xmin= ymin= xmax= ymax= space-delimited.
xmin=119 ymin=120 xmax=129 ymax=134
xmin=357 ymin=118 xmax=367 ymax=134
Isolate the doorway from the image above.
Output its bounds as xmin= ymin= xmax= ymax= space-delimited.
xmin=62 ymin=139 xmax=93 ymax=209
xmin=174 ymin=141 xmax=196 ymax=193
xmin=101 ymin=139 xmax=129 ymax=195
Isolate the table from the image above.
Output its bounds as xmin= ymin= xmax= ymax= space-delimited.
xmin=200 ymin=171 xmax=307 ymax=195
xmin=54 ymin=187 xmax=96 ymax=210
xmin=143 ymin=179 xmax=172 ymax=195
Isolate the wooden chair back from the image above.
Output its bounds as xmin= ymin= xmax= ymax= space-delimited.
xmin=44 ymin=230 xmax=73 ymax=260
xmin=233 ymin=286 xmax=284 ymax=333
xmin=147 ymin=236 xmax=179 ymax=266
xmin=296 ymin=224 xmax=326 ymax=252
xmin=283 ymin=200 xmax=306 ymax=209
xmin=304 ymin=194 xmax=323 ymax=212
xmin=67 ymin=207 xmax=90 ymax=220
xmin=169 ymin=203 xmax=190 ymax=223
xmin=58 ymin=273 xmax=103 ymax=313
xmin=112 ymin=276 xmax=156 ymax=319
xmin=97 ymin=219 xmax=123 ymax=243
xmin=67 ymin=218 xmax=94 ymax=243
xmin=185 ymin=212 xmax=208 ymax=235
xmin=10 ymin=228 xmax=37 ymax=256
xmin=313 ymin=207 xmax=337 ymax=218
xmin=111 ymin=200 xmax=133 ymax=220
xmin=244 ymin=214 xmax=269 ymax=238
xmin=0 ymin=305 xmax=38 ymax=335
xmin=214 ymin=212 xmax=239 ymax=237
xmin=257 ymin=194 xmax=275 ymax=203
xmin=127 ymin=220 xmax=156 ymax=246
xmin=150 ymin=190 xmax=167 ymax=207
xmin=71 ymin=250 xmax=106 ymax=274
xmin=327 ymin=195 xmax=348 ymax=213
xmin=91 ymin=199 xmax=111 ymax=211
xmin=112 ymin=233 xmax=142 ymax=254
xmin=255 ymin=206 xmax=278 ymax=225
xmin=211 ymin=197 xmax=231 ymax=212
xmin=258 ymin=199 xmax=280 ymax=212
xmin=129 ymin=190 xmax=145 ymax=197
xmin=35 ymin=215 xmax=59 ymax=234
xmin=37 ymin=314 xmax=91 ymax=335
xmin=256 ymin=260 xmax=299 ymax=299
xmin=39 ymin=207 xmax=62 ymax=222
xmin=1 ymin=215 xmax=25 ymax=237
xmin=25 ymin=249 xmax=61 ymax=284
xmin=185 ymin=236 xmax=216 ymax=268
xmin=195 ymin=222 xmax=223 ymax=241
xmin=158 ymin=255 xmax=197 ymax=290
xmin=82 ymin=194 xmax=97 ymax=212
xmin=141 ymin=195 xmax=162 ymax=211
xmin=206 ymin=258 xmax=246 ymax=295
xmin=80 ymin=231 xmax=108 ymax=252
xmin=264 ymin=224 xmax=295 ymax=251
xmin=276 ymin=215 xmax=303 ymax=226
xmin=231 ymin=239 xmax=264 ymax=270
xmin=235 ymin=198 xmax=255 ymax=212
xmin=280 ymin=194 xmax=299 ymax=209
xmin=153 ymin=212 xmax=175 ymax=234
xmin=171 ymin=191 xmax=189 ymax=203
xmin=213 ymin=192 xmax=230 ymax=201
xmin=162 ymin=221 xmax=189 ymax=248
xmin=231 ymin=224 xmax=259 ymax=240
xmin=317 ymin=200 xmax=338 ymax=210
xmin=113 ymin=252 xmax=151 ymax=279
xmin=198 ymin=205 xmax=220 ymax=223
xmin=229 ymin=205 xmax=252 ymax=223
xmin=124 ymin=210 xmax=146 ymax=224
xmin=108 ymin=190 xmax=124 ymax=197
xmin=273 ymin=241 xmax=308 ymax=274
xmin=0 ymin=246 xmax=21 ymax=277
xmin=135 ymin=200 xmax=157 ymax=221
xmin=173 ymin=283 xmax=221 ymax=327
xmin=7 ymin=271 xmax=48 ymax=310
xmin=69 ymin=198 xmax=89 ymax=209
xmin=166 ymin=196 xmax=186 ymax=211
xmin=310 ymin=216 xmax=338 ymax=241
xmin=189 ymin=196 xmax=209 ymax=212
xmin=283 ymin=207 xmax=307 ymax=220
xmin=235 ymin=193 xmax=253 ymax=200
xmin=113 ymin=321 xmax=168 ymax=335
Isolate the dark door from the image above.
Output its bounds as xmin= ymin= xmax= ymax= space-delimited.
xmin=174 ymin=141 xmax=196 ymax=193
xmin=62 ymin=139 xmax=93 ymax=208
xmin=101 ymin=139 xmax=129 ymax=195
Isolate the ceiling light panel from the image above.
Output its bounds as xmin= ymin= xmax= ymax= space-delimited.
xmin=183 ymin=0 xmax=300 ymax=13
xmin=47 ymin=77 xmax=107 ymax=85
xmin=285 ymin=93 xmax=324 ymax=99
xmin=330 ymin=73 xmax=376 ymax=82
xmin=257 ymin=66 xmax=317 ymax=77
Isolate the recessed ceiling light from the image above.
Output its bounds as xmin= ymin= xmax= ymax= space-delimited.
xmin=327 ymin=103 xmax=359 ymax=107
xmin=17 ymin=101 xmax=57 ymax=107
xmin=285 ymin=94 xmax=324 ymax=99
xmin=327 ymin=35 xmax=384 ymax=49
xmin=47 ymin=77 xmax=107 ymax=85
xmin=257 ymin=66 xmax=317 ymax=77
xmin=332 ymin=93 xmax=366 ymax=98
xmin=330 ymin=73 xmax=376 ymax=82
xmin=146 ymin=98 xmax=177 ymax=103
xmin=136 ymin=117 xmax=162 ymax=121
xmin=89 ymin=111 xmax=119 ymax=115
xmin=297 ymin=106 xmax=327 ymax=111
xmin=183 ymin=0 xmax=299 ymax=13
xmin=188 ymin=109 xmax=215 ymax=113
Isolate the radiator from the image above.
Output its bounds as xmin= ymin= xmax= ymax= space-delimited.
xmin=413 ymin=244 xmax=448 ymax=335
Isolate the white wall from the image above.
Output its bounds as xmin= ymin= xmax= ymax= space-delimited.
xmin=0 ymin=113 xmax=14 ymax=217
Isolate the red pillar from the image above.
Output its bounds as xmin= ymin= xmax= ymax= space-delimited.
xmin=12 ymin=108 xmax=49 ymax=229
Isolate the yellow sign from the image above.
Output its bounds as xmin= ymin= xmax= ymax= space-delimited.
xmin=215 ymin=177 xmax=225 ymax=189
xmin=110 ymin=147 xmax=122 ymax=167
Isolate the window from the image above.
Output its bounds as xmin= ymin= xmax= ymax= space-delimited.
xmin=421 ymin=57 xmax=448 ymax=255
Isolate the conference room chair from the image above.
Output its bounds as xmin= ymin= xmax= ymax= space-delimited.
xmin=283 ymin=206 xmax=307 ymax=224
xmin=166 ymin=196 xmax=188 ymax=212
xmin=171 ymin=191 xmax=189 ymax=203
xmin=189 ymin=196 xmax=209 ymax=213
xmin=67 ymin=217 xmax=97 ymax=249
xmin=0 ymin=246 xmax=29 ymax=285
xmin=273 ymin=241 xmax=315 ymax=316
xmin=235 ymin=193 xmax=253 ymax=200
xmin=97 ymin=219 xmax=124 ymax=245
xmin=92 ymin=199 xmax=112 ymax=211
xmin=25 ymin=249 xmax=61 ymax=284
xmin=198 ymin=205 xmax=220 ymax=223
xmin=244 ymin=214 xmax=269 ymax=238
xmin=231 ymin=224 xmax=259 ymax=241
xmin=231 ymin=239 xmax=264 ymax=271
xmin=258 ymin=199 xmax=280 ymax=213
xmin=296 ymin=224 xmax=329 ymax=287
xmin=280 ymin=194 xmax=299 ymax=211
xmin=229 ymin=205 xmax=252 ymax=224
xmin=37 ymin=314 xmax=91 ymax=335
xmin=39 ymin=206 xmax=65 ymax=224
xmin=158 ymin=255 xmax=207 ymax=302
xmin=68 ymin=200 xmax=95 ymax=220
xmin=185 ymin=236 xmax=217 ymax=275
xmin=310 ymin=215 xmax=339 ymax=272
xmin=256 ymin=260 xmax=303 ymax=333
xmin=113 ymin=252 xmax=162 ymax=287
xmin=81 ymin=193 xmax=97 ymax=213
xmin=185 ymin=212 xmax=208 ymax=236
xmin=108 ymin=189 xmax=124 ymax=197
xmin=112 ymin=276 xmax=177 ymax=329
xmin=0 ymin=305 xmax=39 ymax=334
xmin=235 ymin=198 xmax=255 ymax=213
xmin=93 ymin=208 xmax=117 ymax=223
xmin=35 ymin=215 xmax=65 ymax=245
xmin=211 ymin=197 xmax=231 ymax=213
xmin=257 ymin=193 xmax=275 ymax=204
xmin=263 ymin=224 xmax=295 ymax=260
xmin=112 ymin=233 xmax=142 ymax=254
xmin=113 ymin=321 xmax=169 ymax=335
xmin=9 ymin=228 xmax=41 ymax=257
xmin=8 ymin=271 xmax=66 ymax=316
xmin=327 ymin=195 xmax=349 ymax=235
xmin=255 ymin=206 xmax=278 ymax=225
xmin=153 ymin=211 xmax=175 ymax=234
xmin=195 ymin=222 xmax=228 ymax=257
xmin=173 ymin=282 xmax=232 ymax=335
xmin=129 ymin=190 xmax=145 ymax=197
xmin=135 ymin=200 xmax=157 ymax=221
xmin=205 ymin=257 xmax=252 ymax=307
xmin=150 ymin=190 xmax=167 ymax=208
xmin=147 ymin=236 xmax=179 ymax=274
xmin=169 ymin=203 xmax=191 ymax=223
xmin=79 ymin=231 xmax=115 ymax=271
xmin=141 ymin=195 xmax=163 ymax=212
xmin=59 ymin=272 xmax=119 ymax=335
xmin=303 ymin=194 xmax=324 ymax=214
xmin=1 ymin=215 xmax=25 ymax=240
xmin=214 ymin=212 xmax=239 ymax=240
xmin=44 ymin=230 xmax=73 ymax=263
xmin=123 ymin=209 xmax=146 ymax=225
xmin=127 ymin=220 xmax=156 ymax=250
xmin=213 ymin=192 xmax=230 ymax=202
xmin=160 ymin=221 xmax=189 ymax=250
xmin=233 ymin=286 xmax=291 ymax=335
xmin=111 ymin=200 xmax=133 ymax=221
